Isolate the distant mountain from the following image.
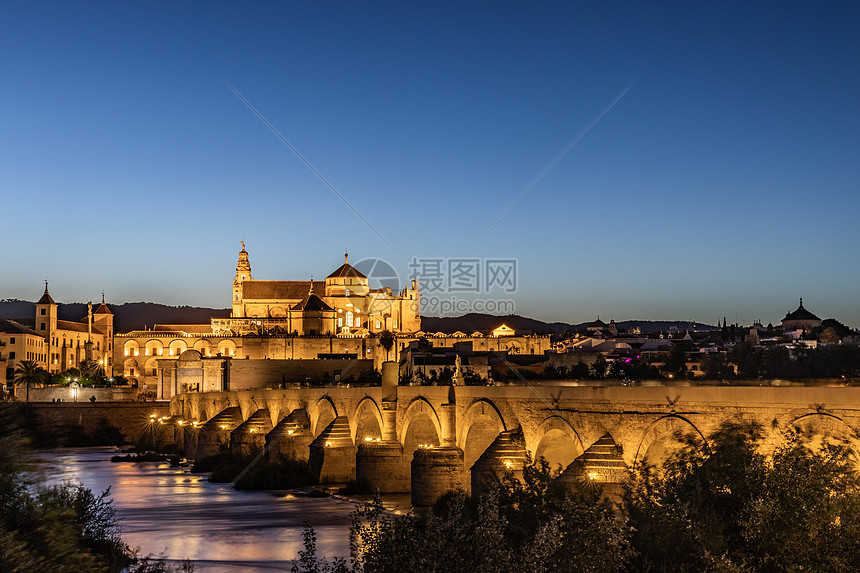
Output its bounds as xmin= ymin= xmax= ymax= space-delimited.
xmin=421 ymin=313 xmax=715 ymax=336
xmin=1 ymin=300 xmax=712 ymax=336
xmin=0 ymin=300 xmax=230 ymax=333
xmin=421 ymin=314 xmax=571 ymax=335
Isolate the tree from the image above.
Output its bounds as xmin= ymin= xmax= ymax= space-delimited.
xmin=729 ymin=341 xmax=761 ymax=379
xmin=0 ymin=403 xmax=194 ymax=572
xmin=416 ymin=336 xmax=431 ymax=382
xmin=591 ymin=354 xmax=608 ymax=379
xmin=701 ymin=353 xmax=732 ymax=380
xmin=569 ymin=360 xmax=591 ymax=379
xmin=80 ymin=359 xmax=106 ymax=383
xmin=661 ymin=345 xmax=688 ymax=378
xmin=625 ymin=420 xmax=860 ymax=572
xmin=340 ymin=459 xmax=632 ymax=573
xmin=809 ymin=318 xmax=852 ymax=341
xmin=378 ymin=330 xmax=395 ymax=362
xmin=14 ymin=360 xmax=45 ymax=402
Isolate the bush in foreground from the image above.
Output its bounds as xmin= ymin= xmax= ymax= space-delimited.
xmin=0 ymin=404 xmax=192 ymax=573
xmin=294 ymin=421 xmax=860 ymax=573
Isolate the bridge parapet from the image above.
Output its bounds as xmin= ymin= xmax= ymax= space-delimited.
xmin=170 ymin=384 xmax=860 ymax=500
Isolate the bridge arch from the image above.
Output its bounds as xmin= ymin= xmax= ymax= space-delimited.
xmin=400 ymin=397 xmax=442 ymax=453
xmin=788 ymin=411 xmax=860 ymax=453
xmin=351 ymin=396 xmax=384 ymax=443
xmin=532 ymin=415 xmax=585 ymax=474
xmin=309 ymin=396 xmax=338 ymax=437
xmin=460 ymin=398 xmax=508 ymax=470
xmin=634 ymin=414 xmax=708 ymax=468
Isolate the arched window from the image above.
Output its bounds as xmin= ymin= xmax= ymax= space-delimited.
xmin=346 ymin=311 xmax=354 ymax=327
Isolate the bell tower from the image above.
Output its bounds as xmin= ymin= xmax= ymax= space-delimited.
xmin=35 ymin=281 xmax=58 ymax=335
xmin=233 ymin=242 xmax=252 ymax=318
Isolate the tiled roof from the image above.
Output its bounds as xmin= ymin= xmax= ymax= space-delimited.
xmin=37 ymin=290 xmax=56 ymax=305
xmin=0 ymin=319 xmax=40 ymax=336
xmin=94 ymin=302 xmax=112 ymax=315
xmin=326 ymin=263 xmax=366 ymax=279
xmin=292 ymin=293 xmax=334 ymax=312
xmin=326 ymin=254 xmax=366 ymax=279
xmin=56 ymin=320 xmax=107 ymax=335
xmin=242 ymin=280 xmax=324 ymax=300
xmin=783 ymin=300 xmax=821 ymax=322
xmin=151 ymin=324 xmax=213 ymax=333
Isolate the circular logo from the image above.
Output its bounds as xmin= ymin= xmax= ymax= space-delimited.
xmin=353 ymin=257 xmax=401 ymax=293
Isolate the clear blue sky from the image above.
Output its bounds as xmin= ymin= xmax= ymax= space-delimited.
xmin=2 ymin=1 xmax=859 ymax=327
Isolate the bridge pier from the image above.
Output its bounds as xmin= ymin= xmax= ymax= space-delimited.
xmin=179 ymin=423 xmax=199 ymax=458
xmin=411 ymin=446 xmax=465 ymax=506
xmin=266 ymin=409 xmax=313 ymax=462
xmin=230 ymin=408 xmax=273 ymax=457
xmin=356 ymin=440 xmax=408 ymax=492
xmin=411 ymin=401 xmax=465 ymax=505
xmin=355 ymin=362 xmax=410 ymax=492
xmin=558 ymin=432 xmax=629 ymax=501
xmin=471 ymin=429 xmax=530 ymax=497
xmin=196 ymin=407 xmax=243 ymax=460
xmin=309 ymin=416 xmax=356 ymax=483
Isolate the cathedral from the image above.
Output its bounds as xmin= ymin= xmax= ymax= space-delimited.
xmin=211 ymin=244 xmax=421 ymax=336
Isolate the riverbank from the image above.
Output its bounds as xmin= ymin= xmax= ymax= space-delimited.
xmin=34 ymin=447 xmax=359 ymax=573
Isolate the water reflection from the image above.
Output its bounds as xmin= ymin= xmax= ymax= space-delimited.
xmin=35 ymin=448 xmax=355 ymax=572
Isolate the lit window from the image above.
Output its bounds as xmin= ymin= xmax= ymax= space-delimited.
xmin=393 ymin=319 xmax=398 ymax=329
xmin=338 ymin=318 xmax=343 ymax=327
xmin=346 ymin=311 xmax=353 ymax=327
xmin=355 ymin=317 xmax=360 ymax=328
xmin=345 ymin=288 xmax=350 ymax=297
xmin=375 ymin=320 xmax=381 ymax=329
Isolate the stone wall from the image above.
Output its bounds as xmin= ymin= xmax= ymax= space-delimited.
xmin=29 ymin=402 xmax=170 ymax=443
xmin=26 ymin=386 xmax=139 ymax=403
xmin=227 ymin=358 xmax=375 ymax=390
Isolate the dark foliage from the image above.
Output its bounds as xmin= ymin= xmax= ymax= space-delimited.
xmin=0 ymin=403 xmax=192 ymax=572
xmin=625 ymin=420 xmax=860 ymax=572
xmin=293 ymin=459 xmax=633 ymax=573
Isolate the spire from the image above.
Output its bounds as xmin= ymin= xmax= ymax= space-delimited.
xmin=799 ymin=296 xmax=804 ymax=308
xmin=37 ymin=281 xmax=56 ymax=305
xmin=309 ymin=276 xmax=314 ymax=295
xmin=235 ymin=242 xmax=251 ymax=278
xmin=344 ymin=251 xmax=349 ymax=265
xmin=102 ymin=291 xmax=105 ymax=304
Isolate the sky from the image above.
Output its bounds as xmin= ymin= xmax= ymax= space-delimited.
xmin=2 ymin=1 xmax=859 ymax=327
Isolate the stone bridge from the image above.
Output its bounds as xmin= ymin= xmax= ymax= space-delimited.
xmin=167 ymin=365 xmax=860 ymax=505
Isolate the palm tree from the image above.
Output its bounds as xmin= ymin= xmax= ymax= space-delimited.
xmin=378 ymin=330 xmax=396 ymax=362
xmin=14 ymin=360 xmax=45 ymax=402
xmin=417 ymin=336 xmax=432 ymax=382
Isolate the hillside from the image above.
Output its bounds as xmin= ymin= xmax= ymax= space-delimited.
xmin=1 ymin=300 xmax=711 ymax=336
xmin=0 ymin=299 xmax=230 ymax=333
xmin=421 ymin=313 xmax=714 ymax=336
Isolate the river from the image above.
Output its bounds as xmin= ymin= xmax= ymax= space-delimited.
xmin=33 ymin=447 xmax=371 ymax=572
